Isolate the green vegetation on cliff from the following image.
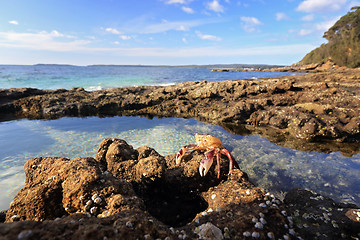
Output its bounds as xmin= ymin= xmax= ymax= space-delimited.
xmin=300 ymin=7 xmax=360 ymax=68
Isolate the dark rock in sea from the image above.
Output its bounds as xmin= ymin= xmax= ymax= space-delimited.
xmin=1 ymin=69 xmax=359 ymax=154
xmin=1 ymin=139 xmax=359 ymax=239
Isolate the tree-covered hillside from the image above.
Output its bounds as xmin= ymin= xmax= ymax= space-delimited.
xmin=300 ymin=6 xmax=360 ymax=68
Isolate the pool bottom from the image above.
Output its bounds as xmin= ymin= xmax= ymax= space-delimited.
xmin=0 ymin=116 xmax=359 ymax=210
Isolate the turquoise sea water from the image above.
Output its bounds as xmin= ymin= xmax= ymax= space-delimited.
xmin=0 ymin=65 xmax=300 ymax=90
xmin=0 ymin=65 xmax=359 ymax=211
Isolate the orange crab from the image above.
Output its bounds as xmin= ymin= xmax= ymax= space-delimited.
xmin=175 ymin=134 xmax=234 ymax=178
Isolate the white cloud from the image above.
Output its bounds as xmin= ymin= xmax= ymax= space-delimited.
xmin=0 ymin=31 xmax=316 ymax=65
xmin=196 ymin=31 xmax=222 ymax=41
xmin=240 ymin=16 xmax=263 ymax=32
xmin=349 ymin=1 xmax=360 ymax=9
xmin=301 ymin=14 xmax=315 ymax=21
xmin=0 ymin=31 xmax=90 ymax=52
xmin=177 ymin=25 xmax=188 ymax=31
xmin=275 ymin=12 xmax=290 ymax=21
xmin=288 ymin=29 xmax=296 ymax=34
xmin=45 ymin=30 xmax=75 ymax=39
xmin=120 ymin=35 xmax=131 ymax=40
xmin=104 ymin=44 xmax=316 ymax=58
xmin=276 ymin=12 xmax=289 ymax=21
xmin=182 ymin=6 xmax=195 ymax=13
xmin=9 ymin=20 xmax=19 ymax=25
xmin=137 ymin=19 xmax=216 ymax=34
xmin=106 ymin=28 xmax=132 ymax=40
xmin=315 ymin=16 xmax=340 ymax=31
xmin=119 ymin=15 xmax=220 ymax=35
xmin=293 ymin=15 xmax=340 ymax=37
xmin=105 ymin=28 xmax=122 ymax=35
xmin=298 ymin=29 xmax=313 ymax=36
xmin=182 ymin=37 xmax=188 ymax=43
xmin=297 ymin=0 xmax=347 ymax=13
xmin=206 ymin=0 xmax=225 ymax=13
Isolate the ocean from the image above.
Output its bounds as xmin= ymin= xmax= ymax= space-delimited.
xmin=0 ymin=65 xmax=359 ymax=210
xmin=0 ymin=64 xmax=299 ymax=90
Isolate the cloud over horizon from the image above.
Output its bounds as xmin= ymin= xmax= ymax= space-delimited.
xmin=0 ymin=0 xmax=353 ymax=65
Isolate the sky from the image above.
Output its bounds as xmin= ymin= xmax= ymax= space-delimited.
xmin=0 ymin=0 xmax=359 ymax=66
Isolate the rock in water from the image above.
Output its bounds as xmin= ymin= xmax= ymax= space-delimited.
xmin=0 ymin=138 xmax=359 ymax=239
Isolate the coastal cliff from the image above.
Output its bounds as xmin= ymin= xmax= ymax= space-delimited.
xmin=0 ymin=138 xmax=359 ymax=239
xmin=299 ymin=7 xmax=360 ymax=68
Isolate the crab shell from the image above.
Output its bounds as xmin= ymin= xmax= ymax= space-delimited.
xmin=175 ymin=133 xmax=234 ymax=178
xmin=194 ymin=134 xmax=223 ymax=150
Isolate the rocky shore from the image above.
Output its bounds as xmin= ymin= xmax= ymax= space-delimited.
xmin=260 ymin=59 xmax=345 ymax=73
xmin=0 ymin=138 xmax=359 ymax=239
xmin=1 ymin=68 xmax=360 ymax=154
xmin=211 ymin=59 xmax=344 ymax=73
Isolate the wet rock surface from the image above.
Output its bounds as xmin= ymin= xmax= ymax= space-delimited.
xmin=284 ymin=188 xmax=360 ymax=240
xmin=1 ymin=139 xmax=359 ymax=239
xmin=1 ymin=69 xmax=360 ymax=152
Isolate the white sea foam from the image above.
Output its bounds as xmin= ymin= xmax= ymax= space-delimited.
xmin=156 ymin=82 xmax=176 ymax=87
xmin=85 ymin=86 xmax=103 ymax=91
xmin=131 ymin=82 xmax=177 ymax=87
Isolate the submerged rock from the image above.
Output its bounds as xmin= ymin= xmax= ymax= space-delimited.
xmin=284 ymin=188 xmax=360 ymax=240
xmin=0 ymin=138 xmax=359 ymax=239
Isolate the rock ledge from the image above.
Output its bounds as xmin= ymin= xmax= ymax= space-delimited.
xmin=1 ymin=69 xmax=359 ymax=152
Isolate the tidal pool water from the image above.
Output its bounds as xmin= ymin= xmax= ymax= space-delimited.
xmin=1 ymin=116 xmax=359 ymax=210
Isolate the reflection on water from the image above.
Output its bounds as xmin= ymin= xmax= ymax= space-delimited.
xmin=0 ymin=116 xmax=359 ymax=210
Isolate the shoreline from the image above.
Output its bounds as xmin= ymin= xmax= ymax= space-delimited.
xmin=1 ymin=68 xmax=359 ymax=147
xmin=1 ymin=68 xmax=360 ymax=238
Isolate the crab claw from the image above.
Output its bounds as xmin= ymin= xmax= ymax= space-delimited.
xmin=175 ymin=149 xmax=184 ymax=165
xmin=176 ymin=144 xmax=197 ymax=165
xmin=199 ymin=158 xmax=213 ymax=177
xmin=199 ymin=150 xmax=215 ymax=177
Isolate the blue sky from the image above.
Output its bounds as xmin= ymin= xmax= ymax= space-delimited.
xmin=0 ymin=0 xmax=359 ymax=65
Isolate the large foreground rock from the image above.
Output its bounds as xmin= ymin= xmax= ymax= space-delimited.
xmin=1 ymin=139 xmax=359 ymax=239
xmin=1 ymin=69 xmax=360 ymax=151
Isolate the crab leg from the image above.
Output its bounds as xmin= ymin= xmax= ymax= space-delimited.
xmin=216 ymin=152 xmax=221 ymax=178
xmin=199 ymin=149 xmax=215 ymax=177
xmin=221 ymin=148 xmax=234 ymax=176
xmin=176 ymin=144 xmax=197 ymax=165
